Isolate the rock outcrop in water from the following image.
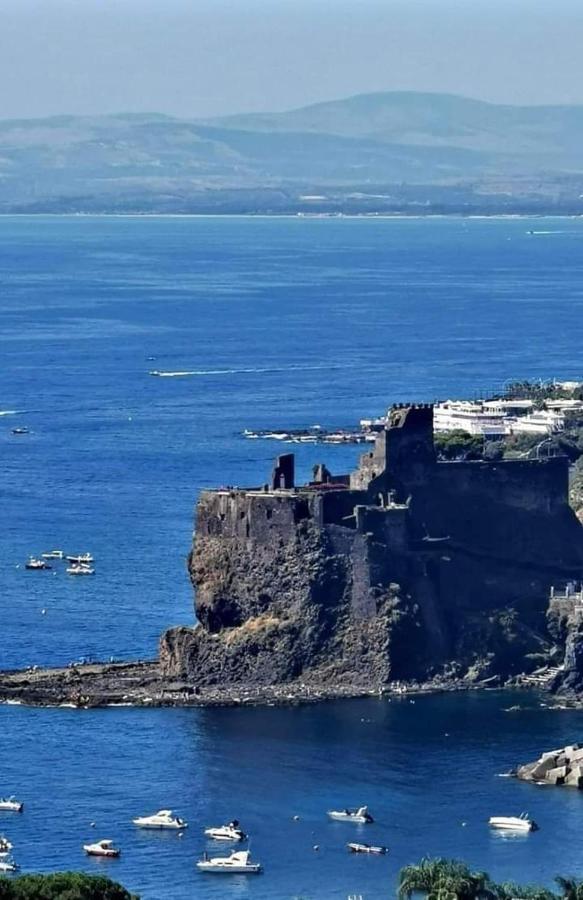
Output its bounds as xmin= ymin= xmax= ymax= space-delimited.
xmin=160 ymin=405 xmax=583 ymax=689
xmin=517 ymin=744 xmax=583 ymax=788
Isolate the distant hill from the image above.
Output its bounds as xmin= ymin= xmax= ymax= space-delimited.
xmin=0 ymin=93 xmax=582 ymax=214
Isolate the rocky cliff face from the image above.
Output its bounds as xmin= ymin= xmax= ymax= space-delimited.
xmin=160 ymin=406 xmax=583 ymax=690
xmin=160 ymin=493 xmax=431 ymax=686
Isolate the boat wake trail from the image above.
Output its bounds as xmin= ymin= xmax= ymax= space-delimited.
xmin=149 ymin=364 xmax=345 ymax=378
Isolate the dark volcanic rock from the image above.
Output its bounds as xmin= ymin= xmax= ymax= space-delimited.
xmin=160 ymin=405 xmax=583 ymax=690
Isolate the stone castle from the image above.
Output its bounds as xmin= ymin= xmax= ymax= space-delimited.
xmin=160 ymin=404 xmax=583 ymax=688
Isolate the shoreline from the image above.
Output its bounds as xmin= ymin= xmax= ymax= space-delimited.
xmin=0 ymin=212 xmax=582 ymax=221
xmin=0 ymin=660 xmax=561 ymax=711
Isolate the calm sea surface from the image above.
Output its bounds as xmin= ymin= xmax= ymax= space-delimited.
xmin=1 ymin=215 xmax=583 ymax=898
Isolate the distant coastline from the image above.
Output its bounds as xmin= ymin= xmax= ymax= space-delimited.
xmin=0 ymin=212 xmax=582 ymax=219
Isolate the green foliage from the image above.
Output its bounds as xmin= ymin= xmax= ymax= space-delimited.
xmin=397 ymin=859 xmax=583 ymax=900
xmin=398 ymin=857 xmax=494 ymax=900
xmin=503 ymin=381 xmax=581 ymax=402
xmin=0 ymin=872 xmax=137 ymax=900
xmin=434 ymin=431 xmax=484 ymax=461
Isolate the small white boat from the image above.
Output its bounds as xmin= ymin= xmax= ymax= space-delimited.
xmin=0 ymin=837 xmax=13 ymax=852
xmin=328 ymin=806 xmax=373 ymax=824
xmin=197 ymin=849 xmax=262 ymax=874
xmin=488 ymin=813 xmax=538 ymax=832
xmin=0 ymin=798 xmax=23 ymax=813
xmin=66 ymin=554 xmax=94 ymax=565
xmin=67 ymin=565 xmax=95 ymax=576
xmin=0 ymin=857 xmax=19 ymax=872
xmin=132 ymin=809 xmax=187 ymax=830
xmin=83 ymin=839 xmax=121 ymax=858
xmin=204 ymin=820 xmax=247 ymax=842
xmin=25 ymin=557 xmax=51 ymax=571
xmin=42 ymin=550 xmax=64 ymax=560
xmin=347 ymin=842 xmax=389 ymax=855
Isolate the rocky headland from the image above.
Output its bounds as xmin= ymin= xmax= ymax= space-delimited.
xmin=5 ymin=402 xmax=583 ymax=710
xmin=160 ymin=404 xmax=583 ymax=695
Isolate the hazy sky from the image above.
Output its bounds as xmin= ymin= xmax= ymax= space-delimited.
xmin=2 ymin=0 xmax=583 ymax=120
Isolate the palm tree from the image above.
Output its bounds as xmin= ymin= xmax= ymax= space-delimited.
xmin=398 ymin=857 xmax=494 ymax=900
xmin=494 ymin=881 xmax=557 ymax=900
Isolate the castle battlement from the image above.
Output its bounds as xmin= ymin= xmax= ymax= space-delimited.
xmin=161 ymin=404 xmax=583 ymax=689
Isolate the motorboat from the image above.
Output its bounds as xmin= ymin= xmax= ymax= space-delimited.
xmin=67 ymin=565 xmax=95 ymax=576
xmin=25 ymin=557 xmax=51 ymax=571
xmin=132 ymin=809 xmax=187 ymax=830
xmin=0 ymin=798 xmax=23 ymax=813
xmin=488 ymin=813 xmax=538 ymax=832
xmin=0 ymin=857 xmax=19 ymax=873
xmin=347 ymin=842 xmax=389 ymax=855
xmin=83 ymin=839 xmax=121 ymax=858
xmin=11 ymin=427 xmax=29 ymax=435
xmin=42 ymin=550 xmax=64 ymax=560
xmin=197 ymin=849 xmax=262 ymax=874
xmin=66 ymin=554 xmax=94 ymax=565
xmin=0 ymin=836 xmax=13 ymax=853
xmin=328 ymin=806 xmax=374 ymax=824
xmin=204 ymin=820 xmax=247 ymax=842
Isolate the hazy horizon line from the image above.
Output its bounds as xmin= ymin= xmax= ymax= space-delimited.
xmin=2 ymin=88 xmax=583 ymax=125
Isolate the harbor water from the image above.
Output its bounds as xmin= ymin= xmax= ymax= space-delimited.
xmin=2 ymin=215 xmax=583 ymax=897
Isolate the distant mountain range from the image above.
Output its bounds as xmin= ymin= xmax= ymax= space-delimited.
xmin=1 ymin=92 xmax=583 ymax=214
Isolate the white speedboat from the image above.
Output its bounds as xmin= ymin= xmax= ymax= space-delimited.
xmin=83 ymin=839 xmax=121 ymax=858
xmin=0 ymin=857 xmax=19 ymax=872
xmin=328 ymin=806 xmax=373 ymax=824
xmin=25 ymin=557 xmax=51 ymax=571
xmin=197 ymin=849 xmax=262 ymax=874
xmin=67 ymin=565 xmax=95 ymax=576
xmin=347 ymin=842 xmax=388 ymax=854
xmin=42 ymin=550 xmax=64 ymax=560
xmin=132 ymin=809 xmax=187 ymax=830
xmin=204 ymin=820 xmax=247 ymax=842
xmin=488 ymin=814 xmax=538 ymax=832
xmin=66 ymin=554 xmax=94 ymax=565
xmin=0 ymin=798 xmax=23 ymax=813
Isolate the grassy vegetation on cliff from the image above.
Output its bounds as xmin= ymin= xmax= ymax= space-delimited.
xmin=0 ymin=872 xmax=137 ymax=899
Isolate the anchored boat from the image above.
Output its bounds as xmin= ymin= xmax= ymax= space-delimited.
xmin=83 ymin=839 xmax=121 ymax=858
xmin=132 ymin=809 xmax=187 ymax=830
xmin=67 ymin=564 xmax=95 ymax=576
xmin=347 ymin=842 xmax=388 ymax=854
xmin=0 ymin=798 xmax=23 ymax=813
xmin=328 ymin=806 xmax=374 ymax=824
xmin=0 ymin=857 xmax=19 ymax=872
xmin=204 ymin=820 xmax=247 ymax=841
xmin=197 ymin=849 xmax=262 ymax=874
xmin=25 ymin=557 xmax=51 ymax=571
xmin=488 ymin=813 xmax=538 ymax=832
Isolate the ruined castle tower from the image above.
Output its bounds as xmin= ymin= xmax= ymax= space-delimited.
xmin=160 ymin=405 xmax=583 ymax=688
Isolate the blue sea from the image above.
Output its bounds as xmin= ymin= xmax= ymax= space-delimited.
xmin=1 ymin=215 xmax=583 ymax=898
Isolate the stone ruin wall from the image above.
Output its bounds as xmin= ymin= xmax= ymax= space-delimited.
xmin=160 ymin=404 xmax=583 ymax=687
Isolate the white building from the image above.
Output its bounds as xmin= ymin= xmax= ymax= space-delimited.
xmin=483 ymin=399 xmax=533 ymax=416
xmin=507 ymin=410 xmax=565 ymax=435
xmin=433 ymin=401 xmax=507 ymax=437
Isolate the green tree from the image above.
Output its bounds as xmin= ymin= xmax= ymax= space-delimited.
xmin=398 ymin=857 xmax=494 ymax=900
xmin=0 ymin=872 xmax=137 ymax=900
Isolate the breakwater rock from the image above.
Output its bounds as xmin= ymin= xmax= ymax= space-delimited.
xmin=161 ymin=404 xmax=583 ymax=690
xmin=517 ymin=744 xmax=583 ymax=788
